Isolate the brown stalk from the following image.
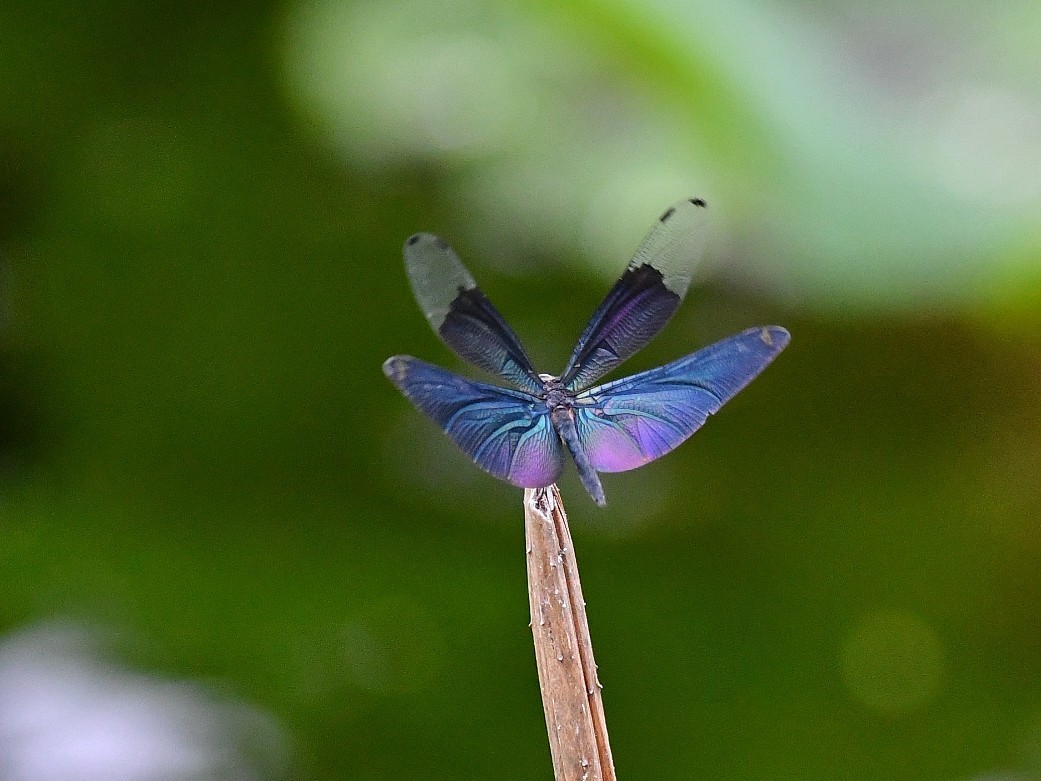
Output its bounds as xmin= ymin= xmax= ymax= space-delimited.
xmin=525 ymin=485 xmax=616 ymax=781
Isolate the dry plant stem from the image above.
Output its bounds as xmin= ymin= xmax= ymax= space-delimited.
xmin=525 ymin=485 xmax=616 ymax=781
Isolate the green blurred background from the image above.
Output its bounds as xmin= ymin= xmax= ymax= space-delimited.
xmin=2 ymin=0 xmax=1041 ymax=779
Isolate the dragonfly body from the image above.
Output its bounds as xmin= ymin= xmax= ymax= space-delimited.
xmin=384 ymin=199 xmax=789 ymax=505
xmin=540 ymin=375 xmax=607 ymax=506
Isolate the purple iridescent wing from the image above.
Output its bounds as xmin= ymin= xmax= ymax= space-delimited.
xmin=403 ymin=233 xmax=542 ymax=394
xmin=573 ymin=326 xmax=789 ymax=472
xmin=561 ymin=198 xmax=709 ymax=391
xmin=383 ymin=356 xmax=563 ymax=488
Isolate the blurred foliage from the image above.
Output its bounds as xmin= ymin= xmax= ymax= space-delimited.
xmin=1 ymin=0 xmax=1040 ymax=780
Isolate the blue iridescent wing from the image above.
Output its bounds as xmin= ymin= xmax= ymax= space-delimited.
xmin=561 ymin=198 xmax=709 ymax=391
xmin=573 ymin=326 xmax=789 ymax=472
xmin=403 ymin=233 xmax=542 ymax=394
xmin=383 ymin=356 xmax=563 ymax=488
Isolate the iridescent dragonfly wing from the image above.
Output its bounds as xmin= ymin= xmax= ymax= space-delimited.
xmin=403 ymin=233 xmax=542 ymax=394
xmin=573 ymin=326 xmax=789 ymax=472
xmin=561 ymin=198 xmax=709 ymax=391
xmin=383 ymin=356 xmax=563 ymax=488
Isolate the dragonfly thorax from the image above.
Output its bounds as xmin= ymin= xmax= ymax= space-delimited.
xmin=538 ymin=374 xmax=572 ymax=409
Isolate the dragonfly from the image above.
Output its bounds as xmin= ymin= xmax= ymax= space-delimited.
xmin=383 ymin=198 xmax=789 ymax=506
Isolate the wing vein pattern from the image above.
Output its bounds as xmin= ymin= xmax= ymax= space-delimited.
xmin=384 ymin=356 xmax=563 ymax=488
xmin=574 ymin=326 xmax=788 ymax=472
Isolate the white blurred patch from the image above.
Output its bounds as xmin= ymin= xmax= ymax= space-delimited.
xmin=933 ymin=86 xmax=1041 ymax=206
xmin=0 ymin=622 xmax=289 ymax=781
xmin=282 ymin=0 xmax=1041 ymax=310
xmin=284 ymin=0 xmax=537 ymax=163
xmin=282 ymin=0 xmax=712 ymax=287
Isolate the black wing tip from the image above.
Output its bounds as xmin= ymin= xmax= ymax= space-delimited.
xmin=404 ymin=232 xmax=447 ymax=250
xmin=659 ymin=197 xmax=707 ymax=222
